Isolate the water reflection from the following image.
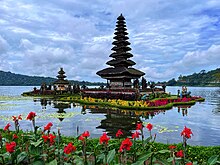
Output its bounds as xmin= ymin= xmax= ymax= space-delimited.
xmin=53 ymin=102 xmax=71 ymax=121
xmin=177 ymin=105 xmax=192 ymax=116
xmin=35 ymin=98 xmax=195 ymax=139
xmin=86 ymin=105 xmax=171 ymax=138
xmin=36 ymin=98 xmax=71 ymax=122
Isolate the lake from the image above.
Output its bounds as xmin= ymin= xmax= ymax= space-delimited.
xmin=0 ymin=86 xmax=219 ymax=146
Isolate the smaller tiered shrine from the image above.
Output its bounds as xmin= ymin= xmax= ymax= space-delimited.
xmin=53 ymin=68 xmax=70 ymax=92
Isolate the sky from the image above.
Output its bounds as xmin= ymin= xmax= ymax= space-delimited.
xmin=0 ymin=0 xmax=220 ymax=82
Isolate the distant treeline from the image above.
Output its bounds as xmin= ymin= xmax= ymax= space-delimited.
xmin=1 ymin=68 xmax=219 ymax=87
xmin=165 ymin=68 xmax=220 ymax=87
xmin=0 ymin=70 xmax=106 ymax=86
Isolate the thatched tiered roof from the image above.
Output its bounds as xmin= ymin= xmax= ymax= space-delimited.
xmin=97 ymin=14 xmax=145 ymax=80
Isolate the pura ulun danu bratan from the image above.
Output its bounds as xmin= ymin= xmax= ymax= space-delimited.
xmin=96 ymin=14 xmax=145 ymax=89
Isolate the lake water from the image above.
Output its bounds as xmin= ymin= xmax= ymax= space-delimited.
xmin=0 ymin=86 xmax=219 ymax=146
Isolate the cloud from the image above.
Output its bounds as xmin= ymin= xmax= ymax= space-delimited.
xmin=0 ymin=0 xmax=220 ymax=82
xmin=174 ymin=44 xmax=220 ymax=70
xmin=0 ymin=35 xmax=9 ymax=54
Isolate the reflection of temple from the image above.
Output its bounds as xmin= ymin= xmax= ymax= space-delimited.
xmin=53 ymin=102 xmax=71 ymax=121
xmin=90 ymin=107 xmax=139 ymax=138
xmin=87 ymin=106 xmax=166 ymax=138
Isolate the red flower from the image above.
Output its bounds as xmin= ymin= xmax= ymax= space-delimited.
xmin=44 ymin=122 xmax=53 ymax=131
xmin=13 ymin=134 xmax=18 ymax=140
xmin=119 ymin=138 xmax=132 ymax=152
xmin=176 ymin=150 xmax=184 ymax=158
xmin=132 ymin=131 xmax=141 ymax=139
xmin=49 ymin=134 xmax=56 ymax=145
xmin=82 ymin=131 xmax=90 ymax=138
xmin=42 ymin=134 xmax=49 ymax=142
xmin=64 ymin=142 xmax=76 ymax=154
xmin=181 ymin=126 xmax=193 ymax=139
xmin=169 ymin=145 xmax=176 ymax=150
xmin=12 ymin=115 xmax=22 ymax=121
xmin=136 ymin=123 xmax=143 ymax=130
xmin=79 ymin=135 xmax=85 ymax=141
xmin=99 ymin=133 xmax=110 ymax=144
xmin=116 ymin=129 xmax=123 ymax=137
xmin=26 ymin=112 xmax=36 ymax=120
xmin=146 ymin=123 xmax=153 ymax=131
xmin=6 ymin=141 xmax=16 ymax=153
xmin=186 ymin=162 xmax=193 ymax=165
xmin=4 ymin=123 xmax=11 ymax=131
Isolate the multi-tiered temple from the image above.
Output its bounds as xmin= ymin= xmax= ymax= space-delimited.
xmin=54 ymin=68 xmax=70 ymax=92
xmin=97 ymin=14 xmax=145 ymax=89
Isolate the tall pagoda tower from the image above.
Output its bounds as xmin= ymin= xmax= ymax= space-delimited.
xmin=96 ymin=14 xmax=145 ymax=89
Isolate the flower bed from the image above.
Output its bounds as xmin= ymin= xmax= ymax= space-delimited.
xmin=0 ymin=112 xmax=219 ymax=165
xmin=60 ymin=96 xmax=204 ymax=110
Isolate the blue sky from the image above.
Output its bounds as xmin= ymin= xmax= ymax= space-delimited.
xmin=0 ymin=0 xmax=220 ymax=82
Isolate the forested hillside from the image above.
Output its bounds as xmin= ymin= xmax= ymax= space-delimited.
xmin=166 ymin=68 xmax=220 ymax=86
xmin=0 ymin=70 xmax=105 ymax=86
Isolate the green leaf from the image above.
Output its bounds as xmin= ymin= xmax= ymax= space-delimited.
xmin=97 ymin=153 xmax=105 ymax=163
xmin=192 ymin=161 xmax=198 ymax=165
xmin=46 ymin=159 xmax=57 ymax=165
xmin=64 ymin=163 xmax=72 ymax=165
xmin=31 ymin=160 xmax=45 ymax=165
xmin=157 ymin=150 xmax=170 ymax=154
xmin=144 ymin=137 xmax=151 ymax=146
xmin=73 ymin=156 xmax=84 ymax=165
xmin=156 ymin=158 xmax=170 ymax=165
xmin=131 ymin=160 xmax=145 ymax=165
xmin=17 ymin=152 xmax=28 ymax=164
xmin=2 ymin=152 xmax=10 ymax=159
xmin=107 ymin=149 xmax=116 ymax=164
xmin=208 ymin=155 xmax=219 ymax=165
xmin=167 ymin=157 xmax=174 ymax=162
xmin=31 ymin=139 xmax=43 ymax=147
xmin=137 ymin=152 xmax=153 ymax=162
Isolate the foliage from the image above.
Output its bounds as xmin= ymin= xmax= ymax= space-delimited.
xmin=60 ymin=96 xmax=203 ymax=110
xmin=0 ymin=113 xmax=219 ymax=165
xmin=166 ymin=68 xmax=220 ymax=87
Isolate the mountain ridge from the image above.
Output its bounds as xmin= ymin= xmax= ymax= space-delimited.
xmin=165 ymin=68 xmax=220 ymax=87
xmin=0 ymin=70 xmax=105 ymax=86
